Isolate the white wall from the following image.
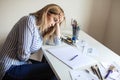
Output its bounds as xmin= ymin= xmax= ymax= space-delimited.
xmin=86 ymin=0 xmax=112 ymax=43
xmin=103 ymin=0 xmax=120 ymax=55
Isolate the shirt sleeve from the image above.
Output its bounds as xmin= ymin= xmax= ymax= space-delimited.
xmin=45 ymin=36 xmax=61 ymax=45
xmin=53 ymin=36 xmax=61 ymax=45
xmin=17 ymin=16 xmax=34 ymax=61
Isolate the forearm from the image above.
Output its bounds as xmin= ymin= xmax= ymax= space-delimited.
xmin=53 ymin=23 xmax=61 ymax=45
xmin=55 ymin=23 xmax=61 ymax=38
xmin=54 ymin=36 xmax=61 ymax=45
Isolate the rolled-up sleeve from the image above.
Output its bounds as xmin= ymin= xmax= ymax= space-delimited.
xmin=53 ymin=36 xmax=61 ymax=45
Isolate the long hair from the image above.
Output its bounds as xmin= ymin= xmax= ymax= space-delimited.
xmin=30 ymin=4 xmax=65 ymax=42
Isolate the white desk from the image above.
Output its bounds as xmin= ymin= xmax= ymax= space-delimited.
xmin=42 ymin=30 xmax=120 ymax=80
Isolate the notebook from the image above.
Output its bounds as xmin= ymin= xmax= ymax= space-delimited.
xmin=46 ymin=46 xmax=97 ymax=69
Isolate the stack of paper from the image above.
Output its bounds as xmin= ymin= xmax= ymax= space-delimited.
xmin=46 ymin=46 xmax=97 ymax=69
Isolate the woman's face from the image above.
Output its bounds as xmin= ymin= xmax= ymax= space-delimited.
xmin=47 ymin=13 xmax=64 ymax=28
xmin=47 ymin=14 xmax=59 ymax=27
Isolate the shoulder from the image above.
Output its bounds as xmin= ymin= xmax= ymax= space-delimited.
xmin=16 ymin=15 xmax=37 ymax=32
xmin=16 ymin=15 xmax=35 ymax=24
xmin=28 ymin=15 xmax=36 ymax=22
xmin=20 ymin=15 xmax=36 ymax=24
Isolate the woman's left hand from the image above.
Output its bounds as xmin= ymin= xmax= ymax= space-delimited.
xmin=55 ymin=13 xmax=64 ymax=38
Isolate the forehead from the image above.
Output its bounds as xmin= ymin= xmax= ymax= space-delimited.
xmin=48 ymin=14 xmax=59 ymax=19
xmin=50 ymin=13 xmax=64 ymax=17
xmin=47 ymin=12 xmax=64 ymax=22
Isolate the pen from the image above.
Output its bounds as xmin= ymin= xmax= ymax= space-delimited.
xmin=69 ymin=55 xmax=78 ymax=61
xmin=91 ymin=65 xmax=103 ymax=80
xmin=104 ymin=70 xmax=112 ymax=79
xmin=104 ymin=65 xmax=115 ymax=79
xmin=95 ymin=65 xmax=103 ymax=80
xmin=91 ymin=66 xmax=100 ymax=79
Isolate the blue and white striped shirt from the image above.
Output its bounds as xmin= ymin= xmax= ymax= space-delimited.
xmin=0 ymin=15 xmax=61 ymax=80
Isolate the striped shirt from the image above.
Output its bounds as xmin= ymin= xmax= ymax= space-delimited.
xmin=0 ymin=15 xmax=61 ymax=80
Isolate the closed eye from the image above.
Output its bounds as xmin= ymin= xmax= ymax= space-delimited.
xmin=54 ymin=17 xmax=58 ymax=22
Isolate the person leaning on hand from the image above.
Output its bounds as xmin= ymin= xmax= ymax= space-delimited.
xmin=0 ymin=3 xmax=65 ymax=80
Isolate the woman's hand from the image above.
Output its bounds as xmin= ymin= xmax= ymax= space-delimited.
xmin=55 ymin=13 xmax=64 ymax=38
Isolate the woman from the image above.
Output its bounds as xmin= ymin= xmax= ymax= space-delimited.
xmin=0 ymin=4 xmax=65 ymax=80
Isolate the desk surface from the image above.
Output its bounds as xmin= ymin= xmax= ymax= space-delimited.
xmin=42 ymin=30 xmax=120 ymax=80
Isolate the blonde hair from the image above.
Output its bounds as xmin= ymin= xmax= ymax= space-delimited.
xmin=30 ymin=4 xmax=65 ymax=42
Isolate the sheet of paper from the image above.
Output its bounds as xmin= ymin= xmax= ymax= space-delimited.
xmin=46 ymin=46 xmax=97 ymax=69
xmin=75 ymin=39 xmax=99 ymax=57
xmin=69 ymin=70 xmax=99 ymax=80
